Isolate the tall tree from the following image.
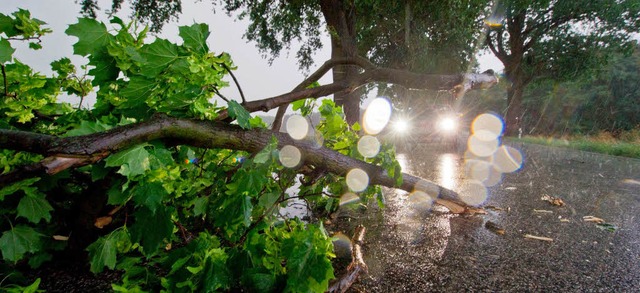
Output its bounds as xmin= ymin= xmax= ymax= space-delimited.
xmin=484 ymin=0 xmax=640 ymax=135
xmin=81 ymin=0 xmax=491 ymax=126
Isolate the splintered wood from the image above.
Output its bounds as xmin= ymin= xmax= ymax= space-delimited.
xmin=328 ymin=225 xmax=367 ymax=293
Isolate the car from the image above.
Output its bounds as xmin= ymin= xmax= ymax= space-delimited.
xmin=386 ymin=107 xmax=468 ymax=152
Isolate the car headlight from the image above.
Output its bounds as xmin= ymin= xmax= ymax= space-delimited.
xmin=438 ymin=117 xmax=457 ymax=133
xmin=393 ymin=119 xmax=409 ymax=133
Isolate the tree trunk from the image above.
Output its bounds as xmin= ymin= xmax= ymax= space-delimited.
xmin=505 ymin=80 xmax=525 ymax=136
xmin=321 ymin=0 xmax=361 ymax=125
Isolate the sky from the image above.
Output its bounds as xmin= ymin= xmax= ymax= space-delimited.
xmin=1 ymin=0 xmax=503 ymax=111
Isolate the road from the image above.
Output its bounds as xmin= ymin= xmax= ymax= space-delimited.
xmin=331 ymin=142 xmax=640 ymax=292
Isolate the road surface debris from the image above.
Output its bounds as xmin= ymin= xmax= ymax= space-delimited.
xmin=524 ymin=234 xmax=554 ymax=242
xmin=541 ymin=194 xmax=565 ymax=206
xmin=485 ymin=221 xmax=505 ymax=235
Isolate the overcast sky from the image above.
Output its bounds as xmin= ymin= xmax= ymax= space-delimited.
xmin=1 ymin=0 xmax=502 ymax=111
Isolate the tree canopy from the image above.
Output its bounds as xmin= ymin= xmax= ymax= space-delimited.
xmin=80 ymin=0 xmax=493 ymax=126
xmin=485 ymin=0 xmax=640 ymax=135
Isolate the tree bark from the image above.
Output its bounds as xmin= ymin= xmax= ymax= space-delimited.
xmin=0 ymin=116 xmax=471 ymax=213
xmin=320 ymin=0 xmax=361 ymax=125
xmin=327 ymin=225 xmax=367 ymax=293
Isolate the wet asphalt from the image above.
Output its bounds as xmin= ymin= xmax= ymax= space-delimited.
xmin=331 ymin=142 xmax=640 ymax=292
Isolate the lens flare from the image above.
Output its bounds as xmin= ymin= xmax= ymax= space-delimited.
xmin=461 ymin=180 xmax=488 ymax=206
xmin=339 ymin=192 xmax=361 ymax=206
xmin=332 ymin=232 xmax=353 ymax=258
xmin=357 ymin=135 xmax=381 ymax=158
xmin=286 ymin=115 xmax=310 ymax=140
xmin=393 ymin=119 xmax=409 ymax=133
xmin=362 ymin=97 xmax=392 ymax=135
xmin=467 ymin=134 xmax=499 ymax=157
xmin=346 ymin=168 xmax=369 ymax=192
xmin=438 ymin=117 xmax=457 ymax=132
xmin=492 ymin=145 xmax=524 ymax=173
xmin=278 ymin=145 xmax=302 ymax=168
xmin=408 ymin=190 xmax=434 ymax=211
xmin=472 ymin=113 xmax=504 ymax=141
xmin=413 ymin=179 xmax=440 ymax=199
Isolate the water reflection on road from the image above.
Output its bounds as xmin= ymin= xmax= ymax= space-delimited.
xmin=333 ymin=144 xmax=462 ymax=291
xmin=333 ymin=142 xmax=640 ymax=292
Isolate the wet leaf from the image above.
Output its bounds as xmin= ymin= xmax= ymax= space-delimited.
xmin=485 ymin=221 xmax=505 ymax=235
xmin=227 ymin=100 xmax=251 ymax=129
xmin=17 ymin=192 xmax=54 ymax=224
xmin=0 ymin=225 xmax=43 ymax=262
xmin=595 ymin=223 xmax=618 ymax=232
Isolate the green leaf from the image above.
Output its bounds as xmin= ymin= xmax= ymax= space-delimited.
xmin=0 ymin=13 xmax=18 ymax=37
xmin=139 ymin=38 xmax=179 ymax=77
xmin=65 ymin=18 xmax=111 ymax=56
xmin=28 ymin=251 xmax=52 ymax=268
xmin=0 ymin=178 xmax=39 ymax=201
xmin=282 ymin=223 xmax=334 ymax=292
xmin=87 ymin=236 xmax=117 ymax=273
xmin=17 ymin=192 xmax=54 ymax=224
xmin=179 ymin=23 xmax=210 ymax=54
xmin=130 ymin=206 xmax=174 ymax=256
xmin=65 ymin=120 xmax=113 ymax=136
xmin=131 ymin=182 xmax=168 ymax=214
xmin=193 ymin=196 xmax=209 ymax=217
xmin=120 ymin=76 xmax=155 ymax=107
xmin=227 ymin=100 xmax=251 ymax=129
xmin=107 ymin=182 xmax=129 ymax=205
xmin=200 ymin=248 xmax=231 ymax=292
xmin=28 ymin=42 xmax=42 ymax=50
xmin=0 ymin=225 xmax=43 ymax=262
xmin=88 ymin=49 xmax=119 ymax=86
xmin=214 ymin=193 xmax=252 ymax=239
xmin=0 ymin=38 xmax=15 ymax=63
xmin=87 ymin=228 xmax=131 ymax=274
xmin=105 ymin=145 xmax=150 ymax=177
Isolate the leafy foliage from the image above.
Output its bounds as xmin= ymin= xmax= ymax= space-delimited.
xmin=0 ymin=9 xmax=403 ymax=292
xmin=485 ymin=0 xmax=640 ymax=134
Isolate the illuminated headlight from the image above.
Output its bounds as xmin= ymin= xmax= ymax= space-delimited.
xmin=393 ymin=119 xmax=409 ymax=133
xmin=438 ymin=117 xmax=457 ymax=133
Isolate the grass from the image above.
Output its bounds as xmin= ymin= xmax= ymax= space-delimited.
xmin=512 ymin=130 xmax=640 ymax=159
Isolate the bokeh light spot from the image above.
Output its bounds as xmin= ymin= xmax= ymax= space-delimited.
xmin=471 ymin=113 xmax=504 ymax=141
xmin=492 ymin=145 xmax=524 ymax=173
xmin=339 ymin=192 xmax=361 ymax=206
xmin=362 ymin=97 xmax=392 ymax=135
xmin=461 ymin=180 xmax=488 ymax=206
xmin=279 ymin=145 xmax=302 ymax=168
xmin=467 ymin=134 xmax=499 ymax=157
xmin=465 ymin=159 xmax=491 ymax=182
xmin=286 ymin=115 xmax=310 ymax=140
xmin=413 ymin=180 xmax=440 ymax=199
xmin=346 ymin=168 xmax=369 ymax=192
xmin=408 ymin=191 xmax=434 ymax=211
xmin=357 ymin=135 xmax=381 ymax=158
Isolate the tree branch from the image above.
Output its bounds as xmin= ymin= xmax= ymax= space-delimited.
xmin=272 ymin=57 xmax=376 ymax=131
xmin=221 ymin=63 xmax=246 ymax=104
xmin=217 ymin=58 xmax=498 ymax=122
xmin=0 ymin=116 xmax=470 ymax=213
xmin=328 ymin=225 xmax=367 ymax=293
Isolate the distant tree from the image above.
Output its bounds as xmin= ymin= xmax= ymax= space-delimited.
xmin=484 ymin=0 xmax=640 ymax=135
xmin=572 ymin=44 xmax=640 ymax=134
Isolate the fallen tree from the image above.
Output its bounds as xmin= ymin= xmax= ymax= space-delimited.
xmin=0 ymin=11 xmax=495 ymax=292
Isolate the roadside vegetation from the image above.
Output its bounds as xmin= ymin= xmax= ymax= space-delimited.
xmin=514 ymin=130 xmax=640 ymax=159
